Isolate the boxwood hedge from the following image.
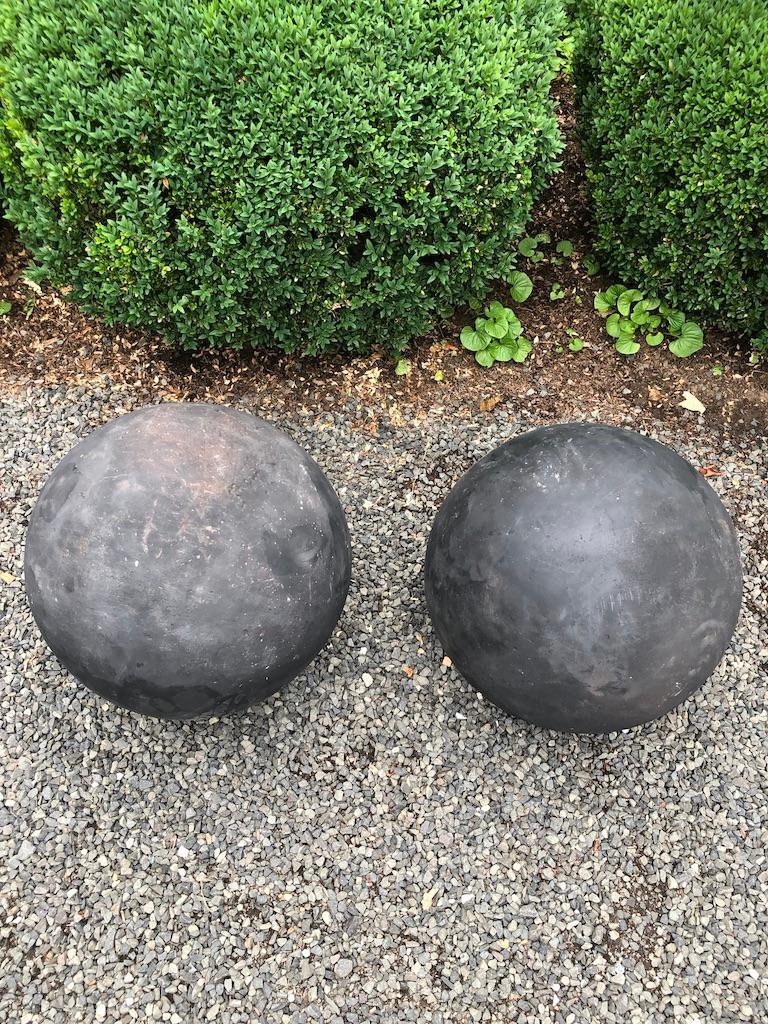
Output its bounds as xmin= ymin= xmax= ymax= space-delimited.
xmin=0 ymin=0 xmax=564 ymax=353
xmin=573 ymin=0 xmax=768 ymax=349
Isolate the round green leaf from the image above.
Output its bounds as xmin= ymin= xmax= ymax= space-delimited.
xmin=505 ymin=315 xmax=523 ymax=338
xmin=606 ymin=313 xmax=622 ymax=338
xmin=594 ymin=291 xmax=613 ymax=314
xmin=485 ymin=319 xmax=507 ymax=339
xmin=568 ymin=337 xmax=584 ymax=352
xmin=680 ymin=322 xmax=704 ymax=344
xmin=556 ymin=240 xmax=573 ymax=256
xmin=475 ymin=349 xmax=495 ymax=367
xmin=518 ymin=237 xmax=536 ymax=258
xmin=508 ymin=271 xmax=533 ymax=303
xmin=488 ymin=343 xmax=514 ymax=362
xmin=488 ymin=300 xmax=507 ymax=319
xmin=511 ymin=337 xmax=533 ymax=363
xmin=582 ymin=255 xmax=600 ymax=276
xmin=646 ymin=332 xmax=664 ymax=347
xmin=669 ymin=323 xmax=704 ymax=358
xmin=460 ymin=327 xmax=487 ymax=352
xmin=665 ymin=309 xmax=686 ymax=334
xmin=617 ymin=289 xmax=644 ymax=316
xmin=605 ymin=283 xmax=627 ymax=304
xmin=616 ymin=336 xmax=641 ymax=355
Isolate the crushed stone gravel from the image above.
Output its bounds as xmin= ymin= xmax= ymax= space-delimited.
xmin=1 ymin=385 xmax=766 ymax=1024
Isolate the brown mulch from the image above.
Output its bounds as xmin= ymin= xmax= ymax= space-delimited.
xmin=0 ymin=77 xmax=766 ymax=439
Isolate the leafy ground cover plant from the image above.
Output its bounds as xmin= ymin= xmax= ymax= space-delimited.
xmin=461 ymin=302 xmax=533 ymax=367
xmin=594 ymin=285 xmax=704 ymax=358
xmin=0 ymin=0 xmax=565 ymax=354
xmin=573 ymin=0 xmax=768 ymax=351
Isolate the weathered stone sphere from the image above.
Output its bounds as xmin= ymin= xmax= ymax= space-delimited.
xmin=25 ymin=404 xmax=352 ymax=719
xmin=425 ymin=423 xmax=742 ymax=733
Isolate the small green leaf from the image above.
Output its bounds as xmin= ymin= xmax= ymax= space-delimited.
xmin=433 ymin=369 xmax=445 ymax=381
xmin=510 ymin=337 xmax=533 ymax=363
xmin=550 ymin=283 xmax=566 ymax=301
xmin=488 ymin=300 xmax=507 ymax=319
xmin=617 ymin=289 xmax=644 ymax=316
xmin=530 ymin=251 xmax=545 ymax=263
xmin=536 ymin=231 xmax=551 ymax=245
xmin=508 ymin=271 xmax=533 ymax=303
xmin=647 ymin=314 xmax=662 ymax=329
xmin=488 ymin=343 xmax=515 ymax=362
xmin=518 ymin=237 xmax=536 ymax=258
xmin=594 ymin=291 xmax=613 ymax=314
xmin=475 ymin=349 xmax=495 ymax=367
xmin=0 ymin=301 xmax=11 ymax=316
xmin=468 ymin=296 xmax=482 ymax=312
xmin=631 ymin=308 xmax=649 ymax=326
xmin=460 ymin=327 xmax=487 ymax=352
xmin=681 ymin=322 xmax=704 ymax=345
xmin=711 ymin=363 xmax=723 ymax=377
xmin=669 ymin=323 xmax=704 ymax=358
xmin=616 ymin=336 xmax=641 ymax=355
xmin=568 ymin=336 xmax=584 ymax=352
xmin=556 ymin=240 xmax=573 ymax=256
xmin=485 ymin=319 xmax=507 ymax=339
xmin=606 ymin=313 xmax=622 ymax=339
xmin=505 ymin=316 xmax=523 ymax=338
xmin=664 ymin=309 xmax=686 ymax=334
xmin=582 ymin=254 xmax=600 ymax=275
xmin=646 ymin=332 xmax=664 ymax=347
xmin=605 ymin=284 xmax=627 ymax=304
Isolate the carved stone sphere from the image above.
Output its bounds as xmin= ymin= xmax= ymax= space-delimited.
xmin=25 ymin=404 xmax=352 ymax=719
xmin=425 ymin=423 xmax=742 ymax=733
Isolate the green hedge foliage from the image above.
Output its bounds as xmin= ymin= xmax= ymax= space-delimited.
xmin=0 ymin=0 xmax=564 ymax=353
xmin=573 ymin=0 xmax=768 ymax=349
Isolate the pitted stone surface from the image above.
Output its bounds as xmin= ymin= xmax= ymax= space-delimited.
xmin=425 ymin=423 xmax=743 ymax=732
xmin=24 ymin=403 xmax=352 ymax=718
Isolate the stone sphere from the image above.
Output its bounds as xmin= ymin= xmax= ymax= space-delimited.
xmin=25 ymin=404 xmax=352 ymax=719
xmin=425 ymin=423 xmax=742 ymax=733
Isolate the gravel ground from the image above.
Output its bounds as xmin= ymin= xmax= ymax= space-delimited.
xmin=1 ymin=385 xmax=766 ymax=1024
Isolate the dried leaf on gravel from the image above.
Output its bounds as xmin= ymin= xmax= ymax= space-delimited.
xmin=479 ymin=396 xmax=501 ymax=412
xmin=422 ymin=887 xmax=439 ymax=911
xmin=680 ymin=391 xmax=706 ymax=413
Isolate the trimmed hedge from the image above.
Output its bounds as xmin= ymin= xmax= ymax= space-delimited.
xmin=0 ymin=0 xmax=564 ymax=353
xmin=573 ymin=0 xmax=768 ymax=348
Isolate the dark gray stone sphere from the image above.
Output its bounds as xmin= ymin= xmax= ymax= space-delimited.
xmin=25 ymin=404 xmax=352 ymax=719
xmin=425 ymin=423 xmax=742 ymax=733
